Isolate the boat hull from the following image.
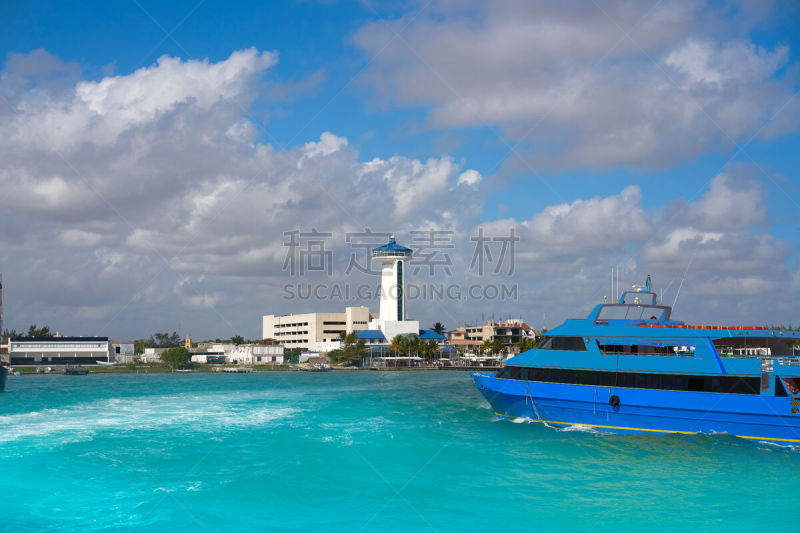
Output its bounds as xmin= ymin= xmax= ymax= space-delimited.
xmin=472 ymin=372 xmax=800 ymax=445
xmin=0 ymin=367 xmax=6 ymax=391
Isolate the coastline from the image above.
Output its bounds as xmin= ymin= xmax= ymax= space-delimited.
xmin=6 ymin=365 xmax=500 ymax=375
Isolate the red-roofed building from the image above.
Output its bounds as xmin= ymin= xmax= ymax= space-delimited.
xmin=448 ymin=319 xmax=538 ymax=354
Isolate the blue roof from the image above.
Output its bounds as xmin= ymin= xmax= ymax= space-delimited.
xmin=419 ymin=329 xmax=446 ymax=340
xmin=372 ymin=236 xmax=412 ymax=253
xmin=355 ymin=330 xmax=386 ymax=340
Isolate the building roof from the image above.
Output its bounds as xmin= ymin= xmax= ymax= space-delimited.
xmin=355 ymin=330 xmax=386 ymax=340
xmin=372 ymin=235 xmax=412 ymax=253
xmin=419 ymin=329 xmax=446 ymax=340
xmin=10 ymin=336 xmax=109 ymax=342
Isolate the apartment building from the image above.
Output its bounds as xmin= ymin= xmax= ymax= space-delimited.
xmin=262 ymin=306 xmax=375 ymax=350
xmin=448 ymin=319 xmax=537 ymax=353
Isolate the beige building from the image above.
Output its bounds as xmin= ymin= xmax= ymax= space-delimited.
xmin=262 ymin=306 xmax=375 ymax=350
xmin=448 ymin=319 xmax=537 ymax=353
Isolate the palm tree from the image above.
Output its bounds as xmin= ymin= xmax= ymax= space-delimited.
xmin=424 ymin=340 xmax=439 ymax=364
xmin=491 ymin=339 xmax=505 ymax=361
xmin=343 ymin=331 xmax=358 ymax=347
xmin=516 ymin=338 xmax=537 ymax=353
xmin=412 ymin=334 xmax=422 ymax=353
xmin=351 ymin=339 xmax=367 ymax=366
xmin=431 ymin=322 xmax=446 ymax=335
xmin=390 ymin=335 xmax=407 ymax=367
xmin=481 ymin=339 xmax=494 ymax=356
xmin=408 ymin=335 xmax=422 ymax=366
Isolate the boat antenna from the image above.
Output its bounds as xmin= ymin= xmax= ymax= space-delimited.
xmin=672 ymin=251 xmax=695 ymax=311
xmin=672 ymin=278 xmax=685 ymax=310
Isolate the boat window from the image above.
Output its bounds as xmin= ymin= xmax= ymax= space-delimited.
xmin=537 ymin=336 xmax=587 ymax=351
xmin=597 ymin=342 xmax=695 ymax=357
xmin=536 ymin=337 xmax=552 ymax=349
xmin=495 ymin=366 xmax=511 ymax=379
xmin=713 ymin=337 xmax=796 ymax=358
xmin=496 ymin=366 xmax=760 ymax=394
xmin=775 ymin=377 xmax=788 ymax=397
xmin=595 ymin=305 xmax=665 ymax=322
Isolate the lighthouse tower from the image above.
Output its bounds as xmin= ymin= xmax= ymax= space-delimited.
xmin=369 ymin=234 xmax=419 ymax=339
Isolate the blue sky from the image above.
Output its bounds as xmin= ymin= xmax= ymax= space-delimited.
xmin=1 ymin=1 xmax=799 ymax=339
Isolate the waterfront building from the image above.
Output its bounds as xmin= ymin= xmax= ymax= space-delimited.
xmin=5 ymin=336 xmax=112 ymax=365
xmin=261 ymin=235 xmax=441 ymax=356
xmin=262 ymin=306 xmax=373 ymax=350
xmin=190 ymin=353 xmax=227 ymax=364
xmin=209 ymin=343 xmax=236 ymax=354
xmin=141 ymin=347 xmax=168 ymax=363
xmin=449 ymin=318 xmax=537 ymax=353
xmin=314 ymin=339 xmax=343 ymax=352
xmin=356 ymin=328 xmax=448 ymax=367
xmin=229 ymin=344 xmax=284 ymax=365
xmin=111 ymin=340 xmax=135 ymax=363
xmin=299 ymin=351 xmax=321 ymax=363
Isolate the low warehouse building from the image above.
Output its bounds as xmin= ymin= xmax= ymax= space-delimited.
xmin=6 ymin=336 xmax=112 ymax=365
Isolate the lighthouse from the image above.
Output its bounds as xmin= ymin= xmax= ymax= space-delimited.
xmin=369 ymin=234 xmax=419 ymax=339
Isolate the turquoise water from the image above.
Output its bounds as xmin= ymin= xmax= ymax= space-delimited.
xmin=1 ymin=372 xmax=798 ymax=532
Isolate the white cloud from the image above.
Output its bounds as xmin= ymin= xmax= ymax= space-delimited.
xmin=460 ymin=170 xmax=797 ymax=326
xmin=688 ymin=168 xmax=767 ymax=231
xmin=522 ymin=185 xmax=651 ymax=260
xmin=302 ymin=131 xmax=348 ymax=159
xmin=456 ymin=169 xmax=482 ymax=187
xmin=59 ymin=229 xmax=107 ymax=248
xmin=8 ymin=48 xmax=276 ymax=151
xmin=0 ymin=42 xmax=797 ymax=338
xmin=353 ymin=1 xmax=798 ymax=169
xmin=0 ymin=48 xmax=482 ymax=337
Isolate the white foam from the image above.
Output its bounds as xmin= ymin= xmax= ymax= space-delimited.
xmin=317 ymin=416 xmax=390 ymax=446
xmin=557 ymin=424 xmax=610 ymax=435
xmin=756 ymin=439 xmax=800 ymax=451
xmin=0 ymin=390 xmax=299 ymax=447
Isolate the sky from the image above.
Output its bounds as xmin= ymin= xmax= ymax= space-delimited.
xmin=1 ymin=0 xmax=799 ymax=340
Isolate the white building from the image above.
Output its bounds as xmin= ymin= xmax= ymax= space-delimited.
xmin=191 ymin=353 xmax=226 ymax=364
xmin=368 ymin=235 xmax=419 ymax=339
xmin=229 ymin=344 xmax=284 ymax=365
xmin=314 ymin=339 xmax=343 ymax=353
xmin=141 ymin=347 xmax=167 ymax=363
xmin=262 ymin=306 xmax=374 ymax=350
xmin=5 ymin=336 xmax=112 ymax=365
xmin=111 ymin=340 xmax=135 ymax=363
xmin=260 ymin=235 xmax=429 ymax=353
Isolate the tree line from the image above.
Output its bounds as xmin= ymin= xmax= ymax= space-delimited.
xmin=2 ymin=324 xmax=55 ymax=338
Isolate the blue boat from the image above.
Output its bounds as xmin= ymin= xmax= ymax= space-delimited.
xmin=472 ymin=276 xmax=800 ymax=445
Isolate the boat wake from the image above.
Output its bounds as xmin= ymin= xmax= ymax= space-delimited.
xmin=0 ymin=391 xmax=300 ymax=451
xmin=557 ymin=424 xmax=611 ymax=435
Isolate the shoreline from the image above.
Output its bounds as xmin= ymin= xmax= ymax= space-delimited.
xmin=7 ymin=365 xmax=500 ymax=376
